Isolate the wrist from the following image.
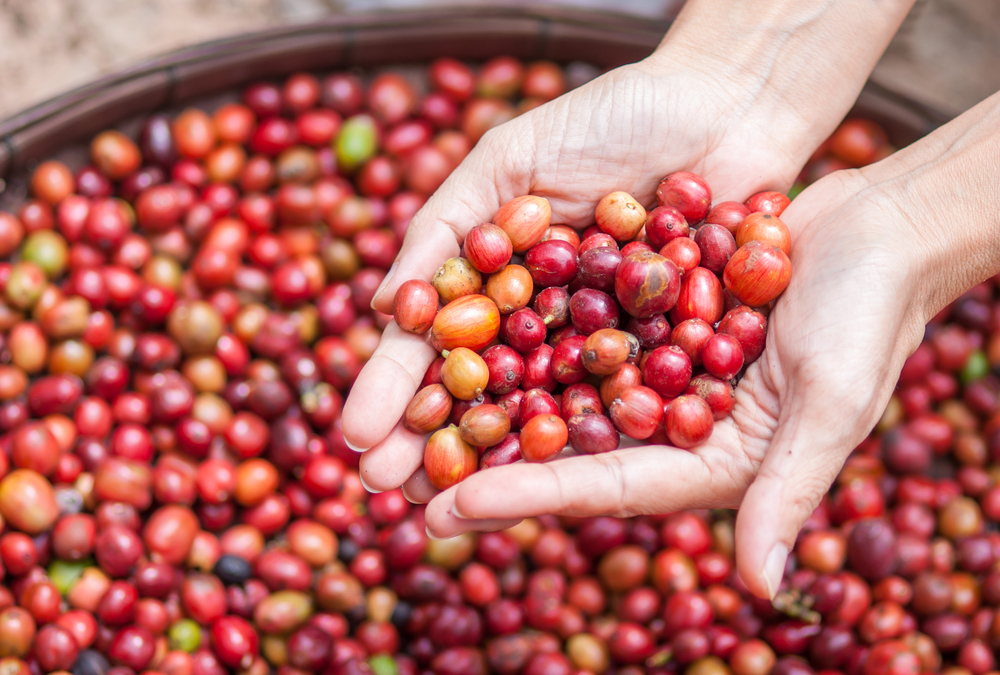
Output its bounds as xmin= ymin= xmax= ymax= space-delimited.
xmin=643 ymin=0 xmax=916 ymax=178
xmin=856 ymin=90 xmax=1000 ymax=323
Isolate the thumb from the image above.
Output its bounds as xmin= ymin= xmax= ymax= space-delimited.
xmin=370 ymin=131 xmax=520 ymax=314
xmin=734 ymin=386 xmax=858 ymax=600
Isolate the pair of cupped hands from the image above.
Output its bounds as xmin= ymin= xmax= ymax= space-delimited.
xmin=341 ymin=52 xmax=948 ymax=600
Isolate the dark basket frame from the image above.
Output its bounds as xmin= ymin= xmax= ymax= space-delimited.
xmin=0 ymin=7 xmax=951 ymax=196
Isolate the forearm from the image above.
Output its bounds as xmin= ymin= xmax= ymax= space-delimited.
xmin=857 ymin=89 xmax=1000 ymax=320
xmin=647 ymin=0 xmax=916 ymax=173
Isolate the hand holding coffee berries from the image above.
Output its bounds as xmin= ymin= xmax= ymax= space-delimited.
xmin=391 ymin=172 xmax=793 ymax=490
xmin=341 ymin=48 xmax=941 ymax=603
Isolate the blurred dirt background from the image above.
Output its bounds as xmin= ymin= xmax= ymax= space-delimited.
xmin=0 ymin=0 xmax=998 ymax=120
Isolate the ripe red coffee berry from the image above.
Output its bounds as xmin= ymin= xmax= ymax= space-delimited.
xmin=560 ymin=383 xmax=604 ymax=419
xmin=723 ymin=241 xmax=792 ymax=307
xmin=582 ymin=329 xmax=637 ymax=376
xmin=615 ymin=251 xmax=681 ymax=319
xmin=35 ymin=624 xmax=79 ymax=672
xmin=717 ymin=306 xmax=768 ymax=363
xmin=656 ymin=172 xmax=712 ymax=224
xmin=551 ymin=335 xmax=588 ymax=385
xmin=403 ymin=383 xmax=453 ymax=434
xmin=464 ymin=223 xmax=513 ymax=273
xmin=705 ymin=201 xmax=750 ymax=234
xmin=506 ymin=308 xmax=547 ymax=353
xmin=567 ymin=414 xmax=620 ymax=455
xmin=482 ymin=345 xmax=524 ymax=395
xmin=393 ymin=280 xmax=439 ymax=334
xmin=481 ymin=432 xmax=522 ymax=469
xmin=430 ymin=294 xmax=501 ymax=352
xmin=211 ymin=615 xmax=259 ymax=669
xmin=534 ymin=287 xmax=570 ymax=328
xmin=670 ymin=318 xmax=715 ymax=367
xmin=694 ymin=223 xmax=737 ymax=276
xmin=685 ymin=374 xmax=736 ymax=420
xmin=642 ymin=346 xmax=693 ymax=398
xmin=494 ymin=195 xmax=552 ymax=252
xmin=829 ymin=118 xmax=889 ymax=165
xmin=577 ymin=246 xmax=624 ymax=293
xmin=661 ymin=237 xmax=701 ymax=275
xmin=519 ymin=388 xmax=560 ymax=428
xmin=671 ymin=267 xmax=724 ymax=325
xmin=570 ymin=288 xmax=621 ymax=335
xmin=609 ymin=386 xmax=663 ymax=440
xmin=460 ymin=404 xmax=511 ymax=448
xmin=521 ymin=345 xmax=557 ymax=392
xmin=745 ymin=191 xmax=791 ymax=216
xmin=645 ymin=206 xmax=689 ymax=249
xmin=665 ymin=396 xmax=714 ymax=449
xmin=600 ymin=363 xmax=643 ymax=408
xmin=702 ymin=334 xmax=745 ymax=381
xmin=737 ymin=212 xmax=792 ymax=255
xmin=520 ymin=414 xmax=568 ymax=462
xmin=595 ymin=192 xmax=647 ymax=241
xmin=579 ymin=232 xmax=617 ymax=255
xmin=424 ymin=426 xmax=478 ymax=490
xmin=626 ymin=314 xmax=671 ymax=349
xmin=524 ymin=239 xmax=578 ymax=288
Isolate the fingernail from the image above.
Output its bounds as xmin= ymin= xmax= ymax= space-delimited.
xmin=425 ymin=525 xmax=443 ymax=541
xmin=344 ymin=438 xmax=369 ymax=453
xmin=358 ymin=473 xmax=383 ymax=494
xmin=372 ymin=261 xmax=398 ymax=308
xmin=451 ymin=504 xmax=468 ymax=519
xmin=763 ymin=543 xmax=789 ymax=600
xmin=401 ymin=486 xmax=417 ymax=504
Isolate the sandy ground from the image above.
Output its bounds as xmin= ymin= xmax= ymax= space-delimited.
xmin=0 ymin=0 xmax=997 ymax=120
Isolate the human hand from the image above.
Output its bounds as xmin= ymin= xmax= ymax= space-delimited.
xmin=342 ymin=0 xmax=924 ymax=599
xmin=342 ymin=53 xmax=811 ymax=485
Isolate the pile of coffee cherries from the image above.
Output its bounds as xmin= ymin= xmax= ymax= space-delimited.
xmin=393 ymin=176 xmax=793 ymax=490
xmin=0 ymin=57 xmax=586 ymax=675
xmin=0 ymin=49 xmax=994 ymax=675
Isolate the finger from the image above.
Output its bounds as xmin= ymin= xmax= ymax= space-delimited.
xmin=401 ymin=466 xmax=440 ymax=504
xmin=371 ymin=136 xmax=514 ymax=314
xmin=437 ymin=437 xmax=749 ymax=527
xmin=341 ymin=321 xmax=436 ymax=450
xmin=425 ymin=485 xmax=522 ymax=539
xmin=357 ymin=419 xmax=428 ymax=492
xmin=734 ymin=385 xmax=864 ymax=600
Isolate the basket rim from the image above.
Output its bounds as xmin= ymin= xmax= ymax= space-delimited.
xmin=0 ymin=4 xmax=952 ymax=183
xmin=0 ymin=6 xmax=672 ymax=139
